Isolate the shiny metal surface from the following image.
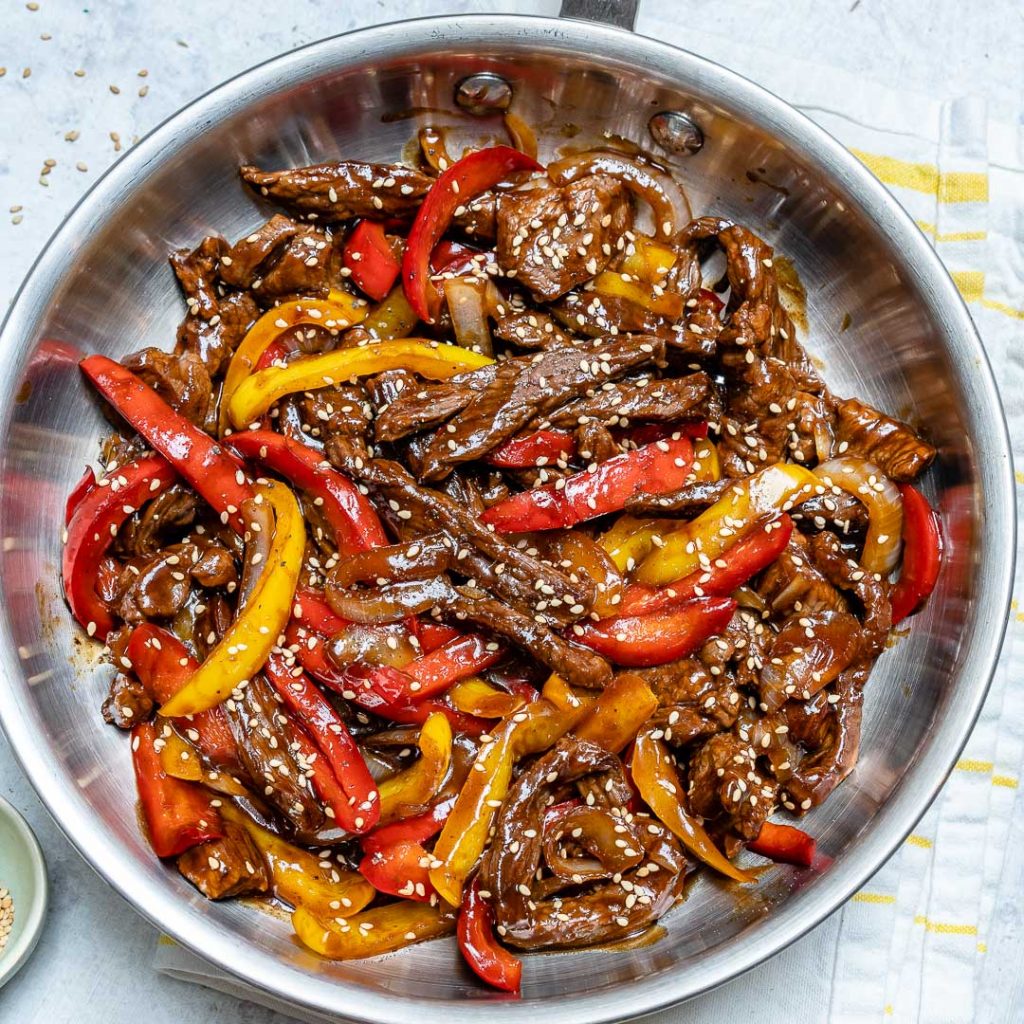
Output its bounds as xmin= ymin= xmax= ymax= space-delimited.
xmin=454 ymin=72 xmax=514 ymax=114
xmin=648 ymin=110 xmax=705 ymax=156
xmin=0 ymin=14 xmax=1012 ymax=1024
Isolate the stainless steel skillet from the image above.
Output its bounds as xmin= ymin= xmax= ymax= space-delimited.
xmin=0 ymin=5 xmax=1012 ymax=1022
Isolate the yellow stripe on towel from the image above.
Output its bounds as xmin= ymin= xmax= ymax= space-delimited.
xmin=951 ymin=271 xmax=986 ymax=303
xmin=850 ymin=149 xmax=989 ymax=203
xmin=981 ymin=296 xmax=1024 ymax=320
xmin=956 ymin=758 xmax=994 ymax=773
xmin=906 ymin=834 xmax=933 ymax=849
xmin=913 ymin=915 xmax=978 ymax=937
xmin=852 ymin=892 xmax=897 ymax=905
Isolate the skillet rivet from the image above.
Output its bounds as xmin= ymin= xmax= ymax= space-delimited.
xmin=649 ymin=111 xmax=704 ymax=155
xmin=455 ymin=73 xmax=513 ymax=115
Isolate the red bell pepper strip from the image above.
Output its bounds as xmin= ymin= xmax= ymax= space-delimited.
xmin=344 ymin=220 xmax=401 ymax=302
xmin=699 ymin=288 xmax=725 ymax=313
xmin=376 ymin=694 xmax=489 ymax=737
xmin=458 ymin=877 xmax=522 ymax=993
xmin=131 ymin=720 xmax=223 ymax=858
xmin=481 ymin=437 xmax=695 ymax=533
xmin=399 ymin=634 xmax=506 ymax=700
xmin=403 ymin=146 xmax=543 ymax=323
xmin=748 ymin=821 xmax=817 ymax=868
xmin=264 ymin=653 xmax=380 ymax=833
xmin=362 ymin=796 xmax=455 ymax=852
xmin=619 ymin=515 xmax=793 ymax=616
xmin=487 ymin=429 xmax=577 ymax=468
xmin=64 ymin=465 xmax=97 ymax=526
xmin=574 ymin=596 xmax=737 ymax=667
xmin=80 ymin=355 xmax=254 ymax=534
xmin=890 ymin=484 xmax=942 ymax=625
xmin=229 ymin=430 xmax=387 ymax=555
xmin=359 ymin=839 xmax=438 ymax=902
xmin=623 ymin=421 xmax=709 ymax=447
xmin=254 ymin=339 xmax=288 ymax=371
xmin=126 ymin=625 xmax=239 ymax=769
xmin=293 ymin=588 xmax=349 ymax=635
xmin=430 ymin=240 xmax=496 ymax=278
xmin=417 ymin=621 xmax=462 ymax=653
xmin=63 ymin=454 xmax=177 ymax=640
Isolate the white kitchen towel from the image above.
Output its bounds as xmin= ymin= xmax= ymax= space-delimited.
xmin=155 ymin=17 xmax=1024 ymax=1024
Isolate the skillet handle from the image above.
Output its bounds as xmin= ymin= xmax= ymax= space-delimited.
xmin=559 ymin=0 xmax=639 ymax=31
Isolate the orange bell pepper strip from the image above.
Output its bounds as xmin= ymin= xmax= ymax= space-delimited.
xmin=377 ymin=711 xmax=453 ymax=823
xmin=131 ymin=721 xmax=222 ymax=858
xmin=218 ymin=294 xmax=367 ymax=434
xmin=227 ymin=339 xmax=493 ymax=429
xmin=160 ymin=481 xmax=304 ymax=717
xmin=221 ymin=803 xmax=374 ymax=919
xmin=428 ymin=678 xmax=589 ymax=906
xmin=573 ymin=673 xmax=658 ymax=753
xmin=292 ymin=902 xmax=454 ymax=959
xmin=631 ymin=728 xmax=753 ymax=882
xmin=636 ymin=462 xmax=821 ymax=585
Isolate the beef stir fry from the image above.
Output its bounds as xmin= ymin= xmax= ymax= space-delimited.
xmin=62 ymin=123 xmax=943 ymax=991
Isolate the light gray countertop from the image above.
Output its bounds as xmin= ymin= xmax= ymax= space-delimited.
xmin=1 ymin=2 xmax=1020 ymax=1022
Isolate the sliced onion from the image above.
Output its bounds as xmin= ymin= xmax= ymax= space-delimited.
xmin=443 ymin=277 xmax=494 ymax=357
xmin=546 ymin=150 xmax=692 ymax=239
xmin=325 ymin=575 xmax=453 ymax=624
xmin=418 ymin=126 xmax=454 ymax=174
xmin=329 ymin=534 xmax=451 ymax=589
xmin=814 ymin=457 xmax=903 ymax=574
xmin=327 ymin=622 xmax=416 ymax=669
xmin=504 ymin=112 xmax=538 ymax=161
xmin=236 ymin=495 xmax=274 ymax=609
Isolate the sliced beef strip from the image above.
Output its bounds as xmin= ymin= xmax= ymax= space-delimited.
xmin=448 ymin=585 xmax=612 ymax=690
xmin=551 ymin=291 xmax=715 ymax=358
xmin=635 ymin=655 xmax=741 ymax=725
xmin=496 ymin=175 xmax=633 ymax=301
xmin=118 ymin=544 xmax=199 ymax=623
xmin=544 ymin=372 xmax=716 ymax=431
xmin=253 ymin=225 xmax=342 ymax=302
xmin=625 ymin=477 xmax=733 ymax=517
xmin=373 ymin=365 xmax=498 ymax=443
xmin=791 ymin=489 xmax=868 ymax=536
xmin=170 ymin=235 xmax=227 ymax=320
xmin=574 ymin=421 xmax=619 ymax=464
xmin=757 ymin=532 xmax=847 ymax=618
xmin=686 ymin=732 xmax=777 ymax=841
xmin=101 ymin=672 xmax=154 ymax=729
xmin=783 ymin=662 xmax=867 ymax=810
xmin=492 ymin=303 xmax=576 ymax=350
xmin=224 ymin=676 xmax=326 ymax=838
xmin=177 ymin=819 xmax=271 ymax=900
xmin=218 ymin=214 xmax=298 ymax=289
xmin=832 ymin=396 xmax=935 ymax=482
xmin=240 ymin=161 xmax=432 ymax=221
xmin=176 ymin=290 xmax=260 ymax=379
xmin=482 ymin=736 xmax=688 ymax=949
xmin=298 ymin=384 xmax=371 ymax=445
xmin=117 ymin=484 xmax=198 ymax=558
xmin=328 ymin=454 xmax=595 ymax=628
xmin=452 ymin=192 xmax=497 ymax=240
xmin=415 ymin=335 xmax=666 ymax=480
xmin=123 ymin=347 xmax=213 ymax=428
xmin=807 ymin=531 xmax=892 ymax=660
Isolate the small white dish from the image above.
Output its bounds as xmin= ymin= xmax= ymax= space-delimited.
xmin=0 ymin=794 xmax=48 ymax=989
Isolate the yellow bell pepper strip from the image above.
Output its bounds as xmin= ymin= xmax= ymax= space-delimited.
xmin=377 ymin=711 xmax=453 ymax=823
xmin=636 ymin=462 xmax=821 ymax=585
xmin=573 ymin=672 xmax=658 ymax=753
xmin=292 ymin=902 xmax=454 ymax=959
xmin=447 ymin=678 xmax=527 ymax=719
xmin=227 ymin=339 xmax=493 ymax=429
xmin=218 ymin=295 xmax=368 ymax=434
xmin=618 ymin=235 xmax=678 ymax=282
xmin=692 ymin=436 xmax=721 ymax=483
xmin=160 ymin=481 xmax=305 ymax=717
xmin=402 ymin=145 xmax=543 ymax=323
xmin=631 ymin=728 xmax=754 ymax=883
xmin=428 ymin=683 xmax=589 ymax=906
xmin=156 ymin=724 xmax=204 ymax=782
xmin=600 ymin=513 xmax=677 ymax=573
xmin=360 ymin=282 xmax=419 ymax=340
xmin=221 ymin=803 xmax=374 ymax=919
xmin=592 ymin=270 xmax=684 ymax=319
